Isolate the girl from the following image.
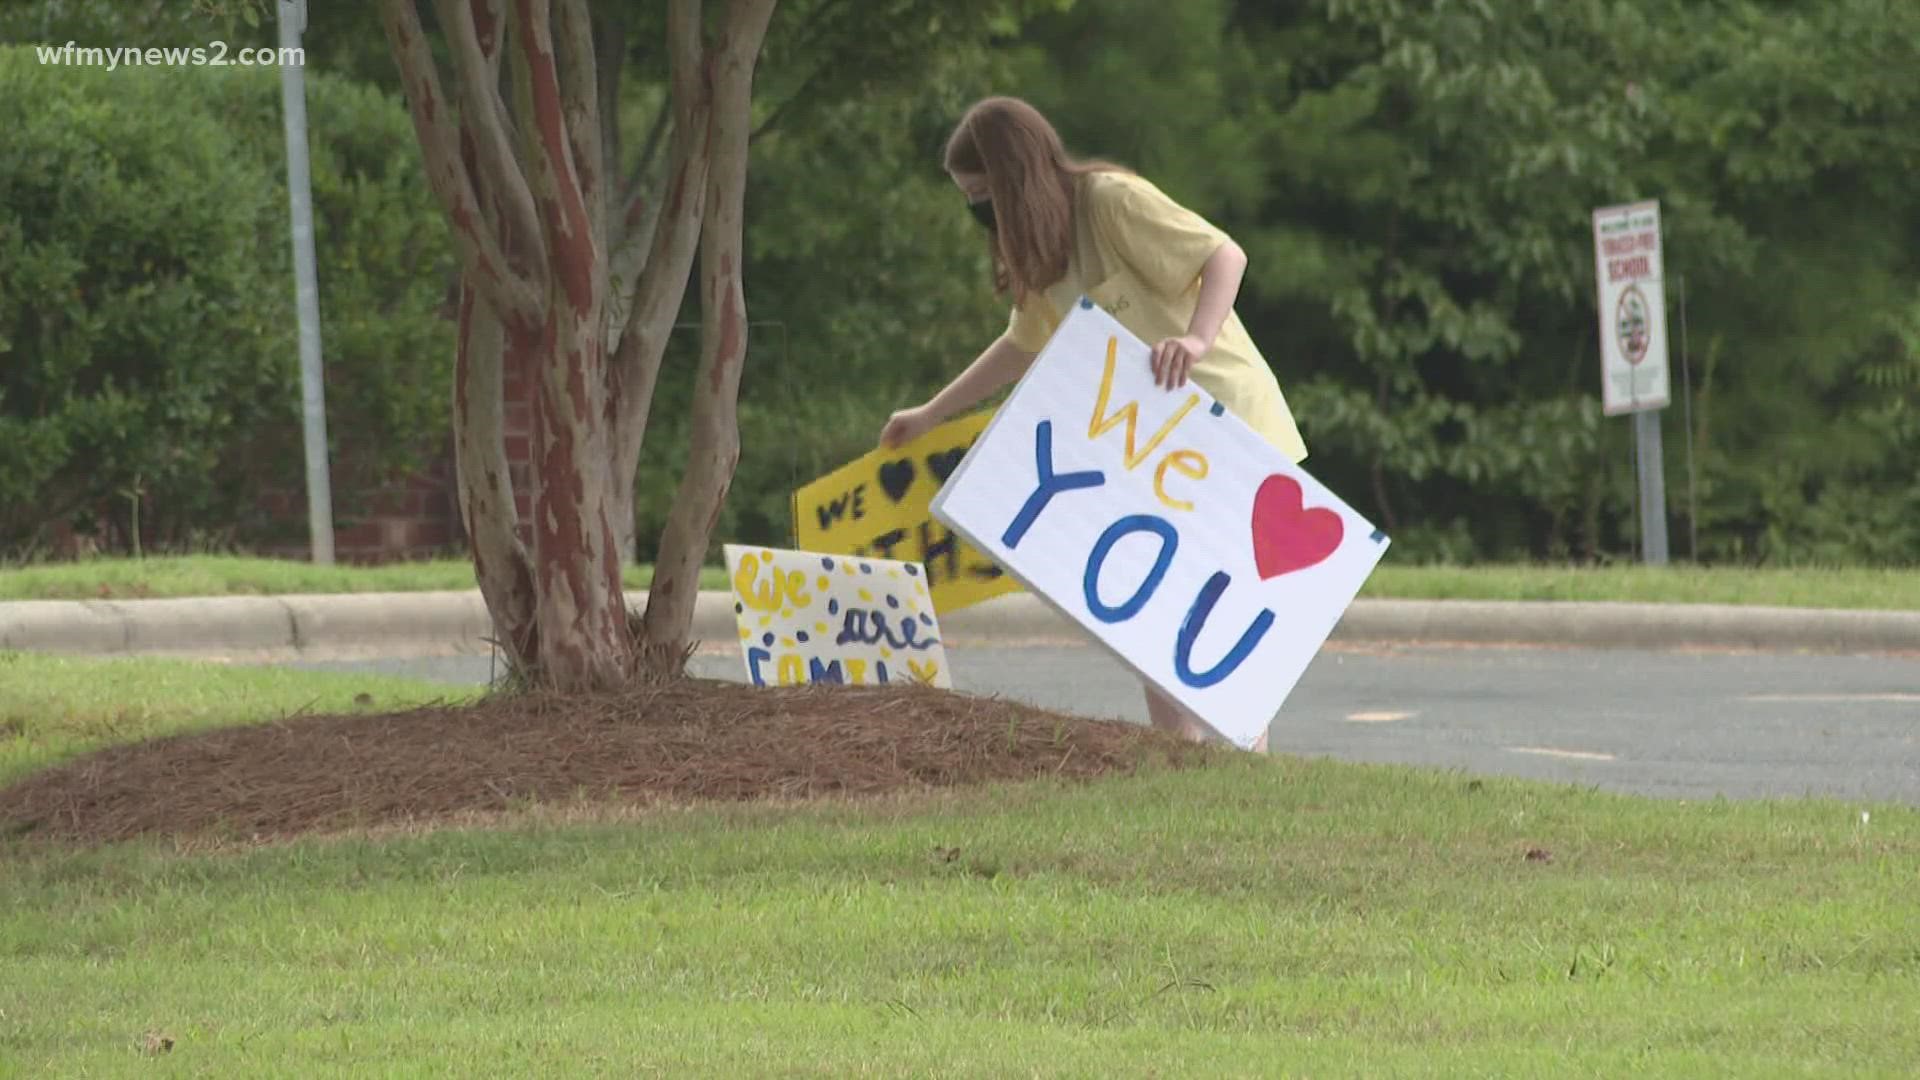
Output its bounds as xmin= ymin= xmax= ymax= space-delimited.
xmin=879 ymin=96 xmax=1307 ymax=751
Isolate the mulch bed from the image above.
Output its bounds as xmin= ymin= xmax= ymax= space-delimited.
xmin=0 ymin=680 xmax=1216 ymax=846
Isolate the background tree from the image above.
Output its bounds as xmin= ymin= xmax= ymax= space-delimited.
xmin=4 ymin=0 xmax=1915 ymax=575
xmin=995 ymin=0 xmax=1920 ymax=563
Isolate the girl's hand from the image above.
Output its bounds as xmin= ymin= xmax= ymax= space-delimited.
xmin=879 ymin=405 xmax=935 ymax=449
xmin=1150 ymin=334 xmax=1208 ymax=390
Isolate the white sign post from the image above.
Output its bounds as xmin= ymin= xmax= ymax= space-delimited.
xmin=1592 ymin=200 xmax=1671 ymax=564
xmin=931 ymin=300 xmax=1389 ymax=748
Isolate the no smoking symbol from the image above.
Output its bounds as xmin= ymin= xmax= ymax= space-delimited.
xmin=1615 ymin=284 xmax=1651 ymax=365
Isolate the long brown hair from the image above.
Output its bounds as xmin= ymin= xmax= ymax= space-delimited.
xmin=944 ymin=97 xmax=1127 ymax=301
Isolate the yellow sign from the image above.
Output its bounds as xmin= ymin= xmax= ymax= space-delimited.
xmin=792 ymin=411 xmax=1018 ymax=613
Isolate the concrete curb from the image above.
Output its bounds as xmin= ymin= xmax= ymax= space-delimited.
xmin=1329 ymin=598 xmax=1920 ymax=654
xmin=1 ymin=589 xmax=1916 ymax=660
xmin=0 ymin=590 xmax=740 ymax=661
xmin=276 ymin=591 xmax=496 ymax=657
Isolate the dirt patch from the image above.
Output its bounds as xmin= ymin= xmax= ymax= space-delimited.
xmin=0 ymin=679 xmax=1216 ymax=846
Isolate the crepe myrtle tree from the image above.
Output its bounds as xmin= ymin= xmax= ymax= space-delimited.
xmin=378 ymin=0 xmax=775 ymax=690
xmin=368 ymin=0 xmax=1063 ymax=689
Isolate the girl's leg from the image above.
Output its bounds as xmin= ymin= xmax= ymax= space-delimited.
xmin=1142 ymin=683 xmax=1205 ymax=740
xmin=1143 ymin=681 xmax=1269 ymax=753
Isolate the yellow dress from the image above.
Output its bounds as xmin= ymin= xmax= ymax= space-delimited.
xmin=1003 ymin=170 xmax=1308 ymax=464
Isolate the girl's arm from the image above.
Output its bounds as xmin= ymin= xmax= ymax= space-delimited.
xmin=1151 ymin=238 xmax=1248 ymax=390
xmin=1186 ymin=238 xmax=1249 ymax=349
xmin=880 ymin=333 xmax=1035 ymax=447
xmin=922 ymin=332 xmax=1036 ymax=421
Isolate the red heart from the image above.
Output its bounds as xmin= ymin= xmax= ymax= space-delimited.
xmin=1251 ymin=475 xmax=1344 ymax=579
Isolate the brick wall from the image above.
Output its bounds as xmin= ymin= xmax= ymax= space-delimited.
xmin=246 ymin=444 xmax=457 ymax=565
xmin=328 ymin=448 xmax=462 ymax=563
xmin=286 ymin=364 xmax=536 ymax=564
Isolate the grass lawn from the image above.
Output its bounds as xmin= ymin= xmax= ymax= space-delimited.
xmin=0 ymin=555 xmax=732 ymax=602
xmin=2 ymin=554 xmax=1916 ymax=610
xmin=0 ymin=652 xmax=478 ymax=790
xmin=2 ymin=653 xmax=1916 ymax=1075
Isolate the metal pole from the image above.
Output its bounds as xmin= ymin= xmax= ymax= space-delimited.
xmin=278 ymin=0 xmax=334 ymax=564
xmin=1628 ymin=408 xmax=1642 ymax=562
xmin=1634 ymin=408 xmax=1669 ymax=565
xmin=1679 ymin=274 xmax=1698 ymax=562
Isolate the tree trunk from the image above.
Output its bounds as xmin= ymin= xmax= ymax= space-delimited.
xmin=515 ymin=0 xmax=629 ymax=691
xmin=453 ymin=280 xmax=539 ymax=671
xmin=387 ymin=0 xmax=557 ymax=678
xmin=641 ymin=0 xmax=779 ymax=666
xmin=609 ymin=0 xmax=713 ymax=579
xmin=388 ymin=0 xmax=776 ymax=690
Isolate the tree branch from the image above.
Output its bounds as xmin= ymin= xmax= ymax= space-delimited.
xmin=511 ymin=0 xmax=601 ymax=317
xmin=748 ymin=62 xmax=825 ymax=143
xmin=621 ymin=100 xmax=673 ymax=215
xmin=642 ymin=0 xmax=780 ymax=655
xmin=451 ymin=279 xmax=539 ymax=669
xmin=792 ymin=0 xmax=853 ymax=48
xmin=594 ymin=7 xmax=626 ymax=238
xmin=432 ymin=0 xmax=545 ymax=286
xmin=605 ymin=171 xmax=667 ymax=352
xmin=748 ymin=0 xmax=870 ymax=143
xmin=741 ymin=0 xmax=858 ymax=143
xmin=609 ymin=0 xmax=710 ymax=357
xmin=605 ymin=102 xmax=676 ymax=318
xmin=553 ymin=0 xmax=605 ymax=244
xmin=602 ymin=0 xmax=700 ymax=568
xmin=380 ymin=0 xmax=543 ymax=330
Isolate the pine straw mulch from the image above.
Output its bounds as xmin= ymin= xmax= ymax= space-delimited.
xmin=0 ymin=679 xmax=1219 ymax=847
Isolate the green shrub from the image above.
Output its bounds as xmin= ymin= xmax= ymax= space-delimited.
xmin=0 ymin=46 xmax=453 ymax=554
xmin=0 ymin=47 xmax=283 ymax=548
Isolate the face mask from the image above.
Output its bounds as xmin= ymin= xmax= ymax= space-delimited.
xmin=967 ymin=197 xmax=996 ymax=231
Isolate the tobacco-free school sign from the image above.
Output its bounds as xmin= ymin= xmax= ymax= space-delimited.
xmin=791 ymin=410 xmax=1019 ymax=614
xmin=1592 ymin=199 xmax=1671 ymax=415
xmin=932 ymin=300 xmax=1389 ymax=748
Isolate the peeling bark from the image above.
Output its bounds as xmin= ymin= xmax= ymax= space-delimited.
xmin=553 ymin=0 xmax=605 ymax=245
xmin=390 ymin=0 xmax=550 ymax=681
xmin=385 ymin=0 xmax=777 ymax=693
xmin=381 ymin=0 xmax=543 ymax=331
xmin=433 ymin=0 xmax=544 ymax=297
xmin=642 ymin=0 xmax=780 ymax=669
xmin=606 ymin=319 xmax=669 ymax=565
xmin=453 ymin=281 xmax=539 ymax=669
xmin=527 ymin=302 xmax=625 ymax=691
xmin=514 ymin=0 xmax=628 ymax=692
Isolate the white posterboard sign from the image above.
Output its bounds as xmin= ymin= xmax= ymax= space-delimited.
xmin=930 ymin=300 xmax=1389 ymax=748
xmin=1592 ymin=200 xmax=1672 ymax=415
xmin=724 ymin=544 xmax=953 ymax=689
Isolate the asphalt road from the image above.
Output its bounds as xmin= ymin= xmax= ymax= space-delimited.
xmin=284 ymin=642 xmax=1920 ymax=805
